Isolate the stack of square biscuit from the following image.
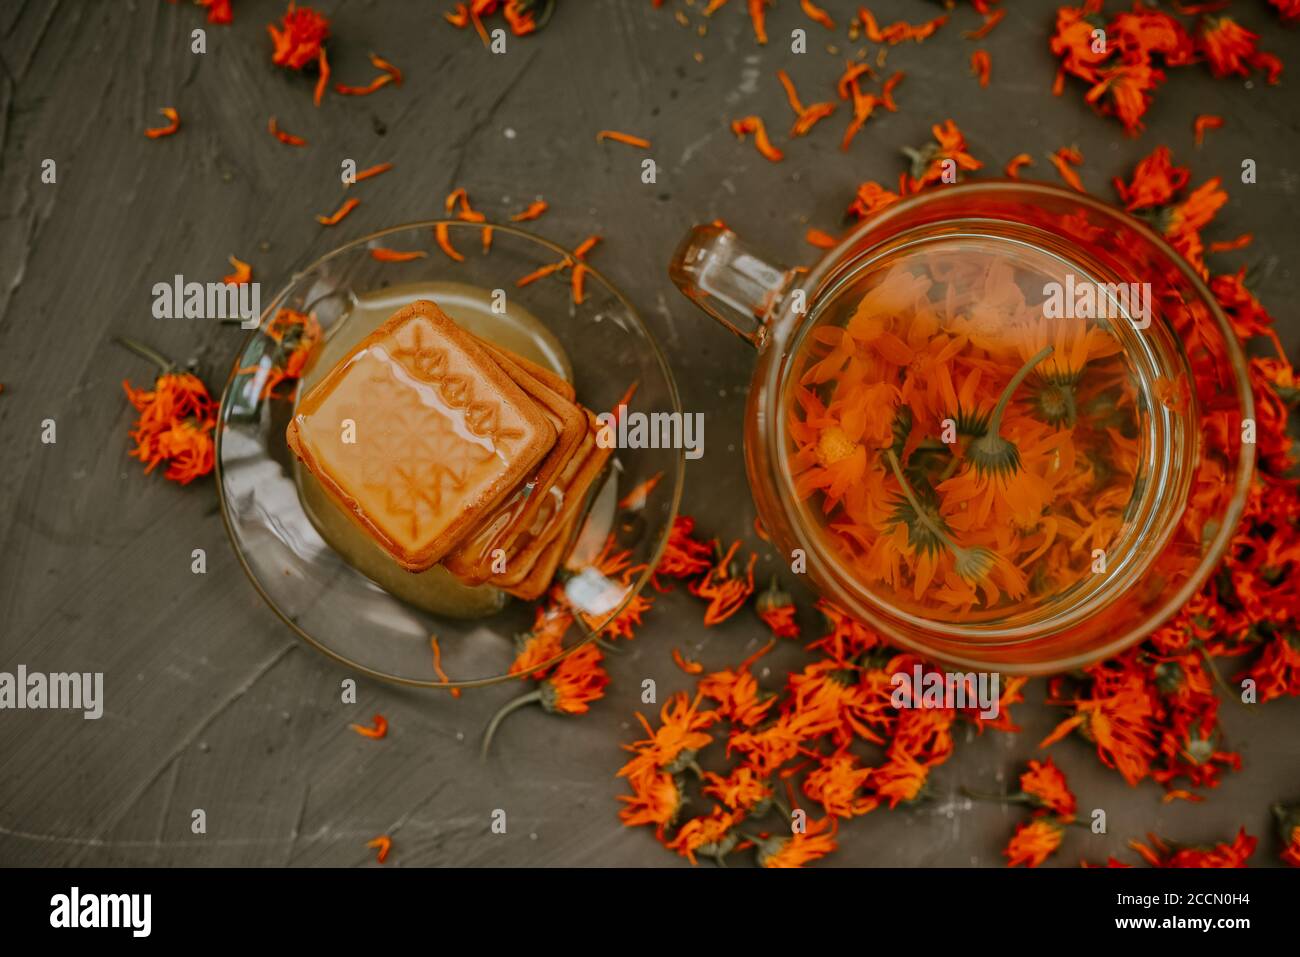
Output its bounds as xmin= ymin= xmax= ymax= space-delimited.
xmin=286 ymin=299 xmax=612 ymax=600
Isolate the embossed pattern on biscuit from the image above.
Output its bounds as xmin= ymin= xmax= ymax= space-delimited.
xmin=288 ymin=306 xmax=553 ymax=570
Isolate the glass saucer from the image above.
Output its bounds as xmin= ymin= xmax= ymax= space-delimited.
xmin=216 ymin=221 xmax=683 ymax=688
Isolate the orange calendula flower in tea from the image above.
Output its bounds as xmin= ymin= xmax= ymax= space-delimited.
xmin=365 ymin=835 xmax=392 ymax=863
xmin=144 ymin=107 xmax=180 ymax=139
xmin=970 ymin=49 xmax=991 ymax=87
xmin=267 ymin=116 xmax=307 ymax=147
xmin=350 ymin=714 xmax=388 ymax=739
xmin=1129 ymin=828 xmax=1257 ymax=868
xmin=731 ymin=115 xmax=783 ymax=162
xmin=1004 ymin=818 xmax=1064 ymax=867
xmin=268 ymin=2 xmax=329 ymax=71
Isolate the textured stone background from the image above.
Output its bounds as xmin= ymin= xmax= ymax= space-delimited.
xmin=0 ymin=0 xmax=1297 ymax=867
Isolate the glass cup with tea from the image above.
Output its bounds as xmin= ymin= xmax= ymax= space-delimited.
xmin=670 ymin=182 xmax=1254 ymax=674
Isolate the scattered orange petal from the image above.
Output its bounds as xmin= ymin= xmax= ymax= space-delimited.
xmin=366 ymin=835 xmax=392 ymax=863
xmin=1208 ymin=233 xmax=1252 ymax=253
xmin=673 ymin=648 xmax=705 ymax=675
xmin=370 ymin=52 xmax=402 ymax=85
xmin=314 ymin=48 xmax=330 ymax=107
xmin=351 ymin=161 xmax=393 ymax=184
xmin=964 ymin=9 xmax=1005 ymax=40
xmin=434 ymin=223 xmax=465 ymax=262
xmin=335 ymin=74 xmax=393 ymax=96
xmin=268 ymin=116 xmax=308 ymax=147
xmin=1194 ymin=113 xmax=1224 ymax=147
xmin=731 ymin=115 xmax=783 ymax=162
xmin=315 ymin=197 xmax=360 ymax=226
xmin=370 ymin=246 xmax=427 ymax=262
xmin=222 ymin=255 xmax=252 ymax=286
xmin=350 ymin=714 xmax=388 ymax=739
xmin=144 ymin=107 xmax=180 ymax=139
xmin=800 ymin=0 xmax=834 ymax=30
xmin=597 ymin=130 xmax=652 ymax=148
xmin=1004 ymin=153 xmax=1034 ymax=179
xmin=510 ymin=199 xmax=549 ymax=222
xmin=618 ymin=472 xmax=664 ymax=511
xmin=1049 ymin=146 xmax=1086 ymax=192
xmin=431 ymin=635 xmax=462 ymax=697
xmin=970 ymin=49 xmax=991 ymax=88
xmin=805 ymin=227 xmax=838 ymax=249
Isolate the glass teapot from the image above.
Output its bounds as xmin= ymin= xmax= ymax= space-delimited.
xmin=670 ymin=182 xmax=1254 ymax=675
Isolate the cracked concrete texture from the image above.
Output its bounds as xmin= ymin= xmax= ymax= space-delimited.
xmin=1 ymin=1 xmax=1298 ymax=867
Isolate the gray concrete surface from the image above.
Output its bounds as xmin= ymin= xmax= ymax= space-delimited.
xmin=0 ymin=0 xmax=1297 ymax=867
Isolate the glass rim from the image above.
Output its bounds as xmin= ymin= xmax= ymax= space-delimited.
xmin=213 ymin=218 xmax=685 ymax=689
xmin=761 ymin=180 xmax=1256 ymax=673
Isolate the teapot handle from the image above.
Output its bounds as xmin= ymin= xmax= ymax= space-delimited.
xmin=668 ymin=224 xmax=796 ymax=350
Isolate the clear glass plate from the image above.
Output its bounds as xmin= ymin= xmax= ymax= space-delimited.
xmin=216 ymin=220 xmax=683 ymax=688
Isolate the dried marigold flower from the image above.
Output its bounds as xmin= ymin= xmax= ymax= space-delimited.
xmin=268 ymin=1 xmax=330 ymax=71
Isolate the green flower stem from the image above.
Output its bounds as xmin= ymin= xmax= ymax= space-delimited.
xmin=480 ymin=689 xmax=543 ymax=760
xmin=886 ymin=448 xmax=961 ymax=555
xmin=986 ymin=344 xmax=1055 ymax=437
xmin=113 ymin=336 xmax=175 ymax=375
